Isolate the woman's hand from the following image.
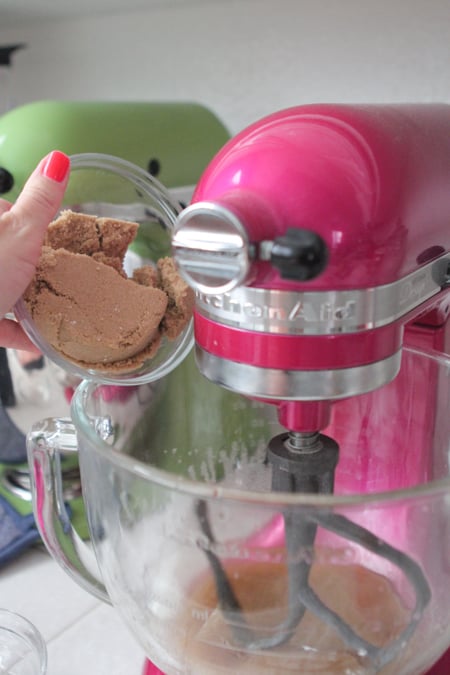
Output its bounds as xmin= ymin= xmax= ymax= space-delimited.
xmin=0 ymin=151 xmax=70 ymax=351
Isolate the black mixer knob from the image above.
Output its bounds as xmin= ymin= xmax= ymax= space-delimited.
xmin=271 ymin=228 xmax=328 ymax=281
xmin=0 ymin=167 xmax=14 ymax=194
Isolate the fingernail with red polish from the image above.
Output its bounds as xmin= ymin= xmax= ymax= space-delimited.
xmin=40 ymin=151 xmax=70 ymax=183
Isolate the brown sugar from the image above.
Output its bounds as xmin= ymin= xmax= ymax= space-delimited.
xmin=43 ymin=210 xmax=138 ymax=262
xmin=23 ymin=210 xmax=194 ymax=373
xmin=172 ymin=556 xmax=411 ymax=674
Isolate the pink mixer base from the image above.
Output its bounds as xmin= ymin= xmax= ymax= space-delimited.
xmin=142 ymin=661 xmax=164 ymax=675
xmin=142 ymin=647 xmax=450 ymax=675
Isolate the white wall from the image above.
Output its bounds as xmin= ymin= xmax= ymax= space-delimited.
xmin=0 ymin=0 xmax=449 ymax=135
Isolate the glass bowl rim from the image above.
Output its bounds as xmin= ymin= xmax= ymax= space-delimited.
xmin=0 ymin=608 xmax=47 ymax=673
xmin=71 ymin=345 xmax=450 ymax=508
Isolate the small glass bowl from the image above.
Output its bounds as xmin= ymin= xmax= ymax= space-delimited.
xmin=14 ymin=153 xmax=193 ymax=385
xmin=0 ymin=609 xmax=47 ymax=675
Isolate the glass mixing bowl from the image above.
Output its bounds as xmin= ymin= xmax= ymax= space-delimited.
xmin=14 ymin=153 xmax=193 ymax=385
xmin=27 ymin=346 xmax=450 ymax=675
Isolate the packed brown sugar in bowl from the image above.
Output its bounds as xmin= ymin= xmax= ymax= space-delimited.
xmin=175 ymin=557 xmax=412 ymax=674
xmin=23 ymin=210 xmax=194 ymax=373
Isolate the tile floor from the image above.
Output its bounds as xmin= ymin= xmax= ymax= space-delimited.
xmin=0 ymin=545 xmax=147 ymax=674
xmin=1 ymin=355 xmax=147 ymax=674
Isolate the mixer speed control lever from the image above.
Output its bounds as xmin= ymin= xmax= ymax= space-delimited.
xmin=270 ymin=228 xmax=328 ymax=281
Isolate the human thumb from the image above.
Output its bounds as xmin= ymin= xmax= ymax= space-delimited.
xmin=0 ymin=151 xmax=70 ymax=316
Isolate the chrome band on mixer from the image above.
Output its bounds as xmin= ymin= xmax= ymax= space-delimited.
xmin=195 ymin=252 xmax=450 ymax=335
xmin=196 ymin=346 xmax=402 ymax=400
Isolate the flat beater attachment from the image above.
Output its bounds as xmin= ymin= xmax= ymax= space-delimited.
xmin=196 ymin=429 xmax=431 ymax=670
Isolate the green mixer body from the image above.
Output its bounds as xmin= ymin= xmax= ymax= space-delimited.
xmin=0 ymin=100 xmax=230 ymax=552
xmin=0 ymin=100 xmax=230 ymax=200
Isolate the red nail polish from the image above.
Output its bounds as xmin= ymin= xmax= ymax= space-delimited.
xmin=40 ymin=151 xmax=70 ymax=182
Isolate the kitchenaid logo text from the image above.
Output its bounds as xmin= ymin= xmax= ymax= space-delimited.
xmin=195 ymin=257 xmax=446 ymax=333
xmin=196 ymin=291 xmax=357 ymax=324
xmin=398 ymin=271 xmax=428 ymax=306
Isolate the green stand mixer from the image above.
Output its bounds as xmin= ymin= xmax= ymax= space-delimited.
xmin=0 ymin=100 xmax=229 ymax=564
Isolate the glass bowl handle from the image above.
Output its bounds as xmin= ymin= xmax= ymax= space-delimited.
xmin=26 ymin=417 xmax=110 ymax=604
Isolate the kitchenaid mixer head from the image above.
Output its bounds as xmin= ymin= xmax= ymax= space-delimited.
xmin=172 ymin=103 xmax=450 ymax=669
xmin=173 ymin=103 xmax=450 ymax=427
xmin=173 ymin=103 xmax=450 ymax=448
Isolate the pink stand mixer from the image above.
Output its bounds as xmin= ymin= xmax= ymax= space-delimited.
xmin=169 ymin=103 xmax=450 ymax=672
xmin=26 ymin=103 xmax=450 ymax=674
